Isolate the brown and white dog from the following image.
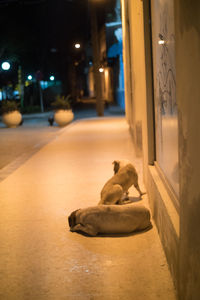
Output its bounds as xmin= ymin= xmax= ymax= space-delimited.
xmin=98 ymin=159 xmax=145 ymax=205
xmin=68 ymin=204 xmax=151 ymax=236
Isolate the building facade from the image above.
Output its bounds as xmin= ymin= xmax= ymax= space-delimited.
xmin=121 ymin=0 xmax=200 ymax=299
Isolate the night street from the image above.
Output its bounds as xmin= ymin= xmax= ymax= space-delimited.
xmin=1 ymin=0 xmax=200 ymax=298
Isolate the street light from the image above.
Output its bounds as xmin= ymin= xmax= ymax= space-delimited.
xmin=27 ymin=75 xmax=32 ymax=80
xmin=99 ymin=67 xmax=104 ymax=73
xmin=50 ymin=75 xmax=55 ymax=81
xmin=75 ymin=43 xmax=81 ymax=49
xmin=1 ymin=61 xmax=11 ymax=71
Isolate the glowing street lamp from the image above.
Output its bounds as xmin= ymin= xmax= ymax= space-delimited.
xmin=1 ymin=61 xmax=11 ymax=71
xmin=50 ymin=75 xmax=55 ymax=81
xmin=27 ymin=75 xmax=32 ymax=80
xmin=75 ymin=43 xmax=81 ymax=49
xmin=99 ymin=67 xmax=104 ymax=73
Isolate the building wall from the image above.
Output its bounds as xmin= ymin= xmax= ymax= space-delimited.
xmin=121 ymin=0 xmax=200 ymax=298
xmin=88 ymin=66 xmax=114 ymax=103
xmin=146 ymin=0 xmax=180 ymax=289
xmin=121 ymin=0 xmax=133 ymax=126
xmin=88 ymin=66 xmax=95 ymax=98
xmin=121 ymin=0 xmax=179 ymax=285
xmin=103 ymin=67 xmax=114 ymax=103
xmin=174 ymin=1 xmax=200 ymax=299
xmin=121 ymin=0 xmax=147 ymax=157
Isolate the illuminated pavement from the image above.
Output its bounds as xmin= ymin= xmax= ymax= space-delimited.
xmin=0 ymin=112 xmax=60 ymax=172
xmin=0 ymin=117 xmax=177 ymax=299
xmin=0 ymin=105 xmax=124 ymax=172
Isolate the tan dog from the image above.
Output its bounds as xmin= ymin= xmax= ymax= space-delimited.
xmin=98 ymin=159 xmax=145 ymax=205
xmin=68 ymin=204 xmax=151 ymax=236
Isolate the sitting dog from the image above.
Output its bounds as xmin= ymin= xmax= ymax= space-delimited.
xmin=68 ymin=204 xmax=151 ymax=236
xmin=98 ymin=159 xmax=145 ymax=205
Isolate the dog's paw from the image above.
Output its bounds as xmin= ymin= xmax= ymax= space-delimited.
xmin=139 ymin=192 xmax=147 ymax=198
xmin=141 ymin=192 xmax=146 ymax=196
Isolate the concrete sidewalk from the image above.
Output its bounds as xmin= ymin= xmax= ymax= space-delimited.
xmin=0 ymin=117 xmax=177 ymax=300
xmin=0 ymin=104 xmax=125 ymax=172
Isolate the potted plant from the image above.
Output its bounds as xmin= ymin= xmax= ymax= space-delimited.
xmin=1 ymin=100 xmax=22 ymax=128
xmin=51 ymin=95 xmax=74 ymax=127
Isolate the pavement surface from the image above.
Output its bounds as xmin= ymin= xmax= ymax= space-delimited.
xmin=0 ymin=104 xmax=125 ymax=174
xmin=0 ymin=102 xmax=126 ymax=181
xmin=0 ymin=106 xmax=177 ymax=299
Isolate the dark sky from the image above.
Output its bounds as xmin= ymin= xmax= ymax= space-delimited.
xmin=0 ymin=0 xmax=91 ymax=80
xmin=0 ymin=0 xmax=116 ymax=87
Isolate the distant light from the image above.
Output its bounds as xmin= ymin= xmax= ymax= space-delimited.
xmin=27 ymin=75 xmax=32 ymax=80
xmin=158 ymin=40 xmax=165 ymax=45
xmin=50 ymin=75 xmax=55 ymax=81
xmin=50 ymin=48 xmax=57 ymax=53
xmin=99 ymin=67 xmax=104 ymax=73
xmin=40 ymin=81 xmax=48 ymax=89
xmin=75 ymin=43 xmax=81 ymax=49
xmin=1 ymin=62 xmax=10 ymax=70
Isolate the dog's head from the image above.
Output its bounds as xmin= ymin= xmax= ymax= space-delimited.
xmin=68 ymin=209 xmax=80 ymax=229
xmin=112 ymin=159 xmax=131 ymax=174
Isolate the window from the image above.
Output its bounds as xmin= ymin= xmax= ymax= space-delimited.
xmin=151 ymin=0 xmax=179 ymax=197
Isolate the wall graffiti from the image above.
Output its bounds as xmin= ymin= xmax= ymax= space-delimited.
xmin=157 ymin=4 xmax=176 ymax=116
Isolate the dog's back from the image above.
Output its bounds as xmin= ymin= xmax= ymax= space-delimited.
xmin=99 ymin=163 xmax=138 ymax=205
xmin=69 ymin=204 xmax=151 ymax=235
xmin=105 ymin=163 xmax=137 ymax=188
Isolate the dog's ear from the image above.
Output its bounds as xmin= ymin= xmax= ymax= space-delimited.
xmin=112 ymin=160 xmax=120 ymax=174
xmin=68 ymin=209 xmax=80 ymax=228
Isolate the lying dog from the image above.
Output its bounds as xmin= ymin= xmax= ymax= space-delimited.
xmin=68 ymin=204 xmax=151 ymax=236
xmin=98 ymin=159 xmax=145 ymax=205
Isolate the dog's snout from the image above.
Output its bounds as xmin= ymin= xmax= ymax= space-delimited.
xmin=68 ymin=215 xmax=72 ymax=227
xmin=68 ymin=209 xmax=80 ymax=229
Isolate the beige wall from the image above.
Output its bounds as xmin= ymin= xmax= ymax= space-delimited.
xmin=121 ymin=0 xmax=155 ymax=182
xmin=121 ymin=0 xmax=179 ymax=297
xmin=122 ymin=0 xmax=179 ymax=291
xmin=88 ymin=67 xmax=95 ymax=98
xmin=103 ymin=67 xmax=114 ymax=102
xmin=88 ymin=66 xmax=113 ymax=103
xmin=122 ymin=0 xmax=200 ymax=299
xmin=121 ymin=0 xmax=148 ymax=158
xmin=121 ymin=0 xmax=134 ymax=127
xmin=174 ymin=1 xmax=200 ymax=299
